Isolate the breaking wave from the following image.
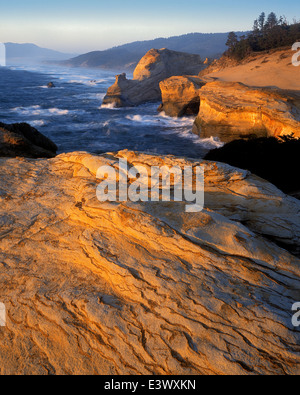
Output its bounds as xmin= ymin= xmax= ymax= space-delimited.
xmin=11 ymin=105 xmax=85 ymax=117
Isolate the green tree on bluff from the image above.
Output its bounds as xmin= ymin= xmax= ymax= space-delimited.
xmin=253 ymin=19 xmax=260 ymax=35
xmin=226 ymin=32 xmax=238 ymax=53
xmin=225 ymin=11 xmax=300 ymax=60
xmin=258 ymin=12 xmax=266 ymax=31
xmin=265 ymin=12 xmax=278 ymax=30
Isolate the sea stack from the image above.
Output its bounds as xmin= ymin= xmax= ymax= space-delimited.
xmin=102 ymin=48 xmax=205 ymax=107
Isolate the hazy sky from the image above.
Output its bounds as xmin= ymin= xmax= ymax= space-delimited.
xmin=1 ymin=0 xmax=299 ymax=53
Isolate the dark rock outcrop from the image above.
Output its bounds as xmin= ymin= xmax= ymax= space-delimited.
xmin=102 ymin=48 xmax=204 ymax=107
xmin=205 ymin=135 xmax=300 ymax=201
xmin=0 ymin=122 xmax=57 ymax=158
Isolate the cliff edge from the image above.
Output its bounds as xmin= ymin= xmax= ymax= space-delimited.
xmin=192 ymin=81 xmax=300 ymax=142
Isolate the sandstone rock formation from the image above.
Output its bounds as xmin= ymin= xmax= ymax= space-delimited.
xmin=0 ymin=122 xmax=57 ymax=158
xmin=193 ymin=81 xmax=300 ymax=142
xmin=158 ymin=76 xmax=205 ymax=117
xmin=0 ymin=150 xmax=299 ymax=374
xmin=102 ymin=48 xmax=204 ymax=107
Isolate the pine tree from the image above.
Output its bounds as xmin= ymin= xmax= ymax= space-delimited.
xmin=258 ymin=12 xmax=266 ymax=31
xmin=252 ymin=19 xmax=260 ymax=36
xmin=225 ymin=12 xmax=300 ymax=60
xmin=226 ymin=32 xmax=238 ymax=52
xmin=266 ymin=12 xmax=278 ymax=30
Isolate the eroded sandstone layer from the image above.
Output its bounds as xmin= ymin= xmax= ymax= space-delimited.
xmin=158 ymin=76 xmax=205 ymax=117
xmin=102 ymin=49 xmax=204 ymax=107
xmin=0 ymin=150 xmax=299 ymax=374
xmin=193 ymin=81 xmax=300 ymax=142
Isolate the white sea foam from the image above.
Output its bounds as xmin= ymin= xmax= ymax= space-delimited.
xmin=31 ymin=120 xmax=46 ymax=127
xmin=63 ymin=77 xmax=107 ymax=86
xmin=125 ymin=112 xmax=195 ymax=127
xmin=11 ymin=105 xmax=85 ymax=117
xmin=38 ymin=85 xmax=64 ymax=90
xmin=158 ymin=111 xmax=195 ymax=125
xmin=162 ymin=128 xmax=224 ymax=149
xmin=197 ymin=136 xmax=224 ymax=149
xmin=125 ymin=112 xmax=224 ymax=149
xmin=100 ymin=103 xmax=119 ymax=110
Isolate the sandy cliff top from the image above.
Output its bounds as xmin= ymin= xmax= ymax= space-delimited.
xmin=201 ymin=47 xmax=300 ymax=91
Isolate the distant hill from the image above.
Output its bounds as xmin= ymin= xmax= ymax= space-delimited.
xmin=5 ymin=43 xmax=76 ymax=65
xmin=63 ymin=32 xmax=247 ymax=71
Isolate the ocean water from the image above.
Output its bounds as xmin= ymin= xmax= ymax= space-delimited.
xmin=0 ymin=64 xmax=223 ymax=158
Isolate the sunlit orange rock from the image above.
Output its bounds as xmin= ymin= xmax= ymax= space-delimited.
xmin=158 ymin=75 xmax=205 ymax=117
xmin=0 ymin=150 xmax=299 ymax=374
xmin=102 ymin=48 xmax=204 ymax=107
xmin=193 ymin=81 xmax=300 ymax=142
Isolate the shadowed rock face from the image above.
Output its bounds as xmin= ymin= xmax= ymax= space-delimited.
xmin=192 ymin=81 xmax=300 ymax=143
xmin=158 ymin=76 xmax=205 ymax=117
xmin=0 ymin=122 xmax=57 ymax=158
xmin=102 ymin=48 xmax=204 ymax=107
xmin=0 ymin=150 xmax=299 ymax=375
xmin=205 ymin=136 xmax=300 ymax=198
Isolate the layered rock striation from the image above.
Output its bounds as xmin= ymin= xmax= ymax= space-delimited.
xmin=102 ymin=48 xmax=204 ymax=107
xmin=0 ymin=150 xmax=299 ymax=374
